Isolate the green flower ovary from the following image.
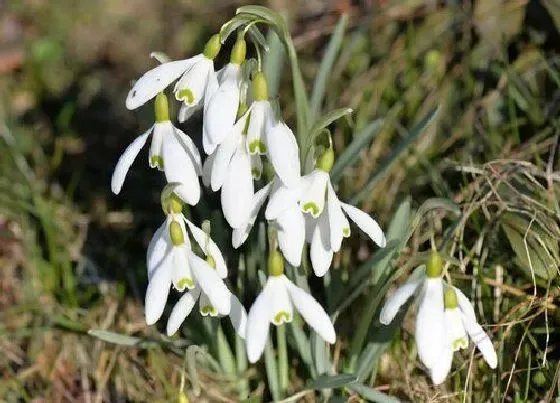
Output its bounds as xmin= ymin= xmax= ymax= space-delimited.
xmin=273 ymin=311 xmax=292 ymax=325
xmin=252 ymin=71 xmax=268 ymax=101
xmin=169 ymin=221 xmax=185 ymax=246
xmin=268 ymin=249 xmax=284 ymax=277
xmin=203 ymin=34 xmax=221 ymax=60
xmin=154 ymin=92 xmax=169 ymax=122
xmin=426 ymin=250 xmax=443 ymax=278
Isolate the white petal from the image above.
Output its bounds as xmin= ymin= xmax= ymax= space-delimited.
xmin=145 ymin=258 xmax=172 ymax=325
xmin=201 ymin=68 xmax=220 ymax=154
xmin=184 ymin=219 xmax=228 ymax=278
xmin=251 ymin=153 xmax=262 ymax=179
xmin=246 ymin=101 xmax=271 ymax=155
xmin=111 ymin=127 xmax=152 ymax=194
xmin=189 ymin=253 xmax=231 ymax=315
xmin=246 ymin=286 xmax=272 ymax=363
xmin=147 ymin=220 xmax=170 ymax=279
xmin=268 ymin=276 xmax=293 ymax=325
xmin=415 ymin=278 xmax=446 ymax=370
xmin=178 ymin=102 xmax=201 ymax=123
xmin=126 ymin=58 xmax=197 ymax=110
xmin=210 ymin=115 xmax=244 ymax=191
xmin=304 ymin=214 xmax=315 ymax=243
xmin=171 ymin=245 xmax=195 ymax=291
xmin=266 ymin=122 xmax=301 ymax=187
xmin=174 ymin=127 xmax=202 ymax=175
xmin=379 ymin=273 xmax=424 ymax=325
xmin=232 ymin=183 xmax=272 ymax=248
xmin=454 ymin=287 xmax=477 ymax=322
xmin=445 ymin=307 xmax=468 ymax=351
xmin=310 ymin=212 xmax=333 ymax=277
xmin=148 ymin=124 xmax=164 ymax=169
xmin=277 ymin=206 xmax=305 ymax=267
xmin=429 ymin=344 xmax=453 ymax=385
xmin=221 ymin=145 xmax=253 ymax=228
xmin=327 ymin=182 xmax=345 ymax=252
xmin=265 ymin=181 xmax=303 ymax=220
xmin=229 ymin=293 xmax=248 ymax=339
xmin=284 ymin=277 xmax=336 ymax=344
xmin=204 ymin=64 xmax=240 ymax=146
xmin=202 ymin=152 xmax=215 ymax=188
xmin=174 ymin=57 xmax=213 ymax=107
xmin=199 ymin=291 xmax=219 ymax=317
xmin=340 ymin=202 xmax=386 ymax=248
xmin=300 ymin=170 xmax=329 ymax=218
xmin=162 ymin=125 xmax=201 ymax=205
xmin=462 ymin=313 xmax=497 ymax=369
xmin=166 ymin=287 xmax=201 ymax=336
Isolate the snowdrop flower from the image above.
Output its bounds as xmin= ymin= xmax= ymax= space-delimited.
xmin=245 ymin=249 xmax=335 ymax=363
xmin=125 ymin=35 xmax=221 ymax=112
xmin=266 ymin=147 xmax=385 ymax=276
xmin=379 ymin=251 xmax=497 ymax=384
xmin=245 ymin=72 xmax=301 ymax=187
xmin=145 ymin=195 xmax=231 ymax=326
xmin=111 ymin=93 xmax=202 ymax=204
xmin=202 ymin=37 xmax=246 ymax=154
xmin=229 ymin=177 xmax=305 ymax=267
xmin=166 ymin=227 xmax=247 ymax=338
xmin=202 ymin=104 xmax=257 ymax=228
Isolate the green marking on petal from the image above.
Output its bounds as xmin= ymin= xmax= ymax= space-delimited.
xmin=302 ymin=202 xmax=320 ymax=217
xmin=343 ymin=227 xmax=351 ymax=237
xmin=200 ymin=305 xmax=218 ymax=316
xmin=248 ymin=140 xmax=267 ymax=155
xmin=176 ymin=88 xmax=194 ymax=105
xmin=452 ymin=337 xmax=468 ymax=351
xmin=176 ymin=278 xmax=194 ymax=290
xmin=206 ymin=255 xmax=216 ymax=269
xmin=149 ymin=155 xmax=164 ymax=169
xmin=251 ymin=168 xmax=262 ymax=179
xmin=273 ymin=311 xmax=292 ymax=325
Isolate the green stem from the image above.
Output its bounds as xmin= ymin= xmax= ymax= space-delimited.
xmin=277 ymin=325 xmax=289 ymax=395
xmin=235 ymin=334 xmax=249 ymax=399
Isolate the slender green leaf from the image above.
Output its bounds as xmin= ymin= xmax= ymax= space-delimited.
xmin=219 ymin=13 xmax=257 ymax=43
xmin=310 ymin=14 xmax=349 ymax=120
xmin=347 ymin=383 xmax=400 ymax=403
xmin=331 ymin=118 xmax=384 ymax=182
xmin=289 ymin=319 xmax=316 ymax=377
xmin=247 ymin=25 xmax=269 ymax=52
xmin=264 ymin=335 xmax=280 ymax=401
xmin=307 ymin=374 xmax=358 ymax=390
xmin=351 ymin=106 xmax=440 ymax=204
xmin=186 ymin=346 xmax=202 ymax=397
xmin=237 ymin=5 xmax=286 ymax=29
xmin=311 ymin=332 xmax=331 ymax=377
xmin=263 ymin=30 xmax=284 ymax=99
xmin=88 ymin=329 xmax=141 ymax=346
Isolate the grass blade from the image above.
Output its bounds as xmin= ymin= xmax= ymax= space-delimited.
xmin=347 ymin=383 xmax=400 ymax=403
xmin=310 ymin=14 xmax=349 ymax=120
xmin=351 ymin=106 xmax=440 ymax=204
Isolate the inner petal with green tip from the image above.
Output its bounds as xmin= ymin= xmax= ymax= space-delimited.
xmin=149 ymin=155 xmax=164 ymax=169
xmin=302 ymin=202 xmax=320 ymax=217
xmin=452 ymin=337 xmax=468 ymax=351
xmin=273 ymin=311 xmax=292 ymax=325
xmin=176 ymin=278 xmax=194 ymax=291
xmin=176 ymin=88 xmax=195 ymax=105
xmin=200 ymin=305 xmax=218 ymax=317
xmin=248 ymin=140 xmax=267 ymax=154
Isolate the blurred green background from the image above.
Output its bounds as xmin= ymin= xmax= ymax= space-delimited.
xmin=1 ymin=0 xmax=560 ymax=401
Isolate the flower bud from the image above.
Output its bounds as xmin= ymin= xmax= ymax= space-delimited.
xmin=203 ymin=34 xmax=221 ymax=60
xmin=252 ymin=71 xmax=268 ymax=101
xmin=169 ymin=220 xmax=185 ymax=246
xmin=230 ymin=37 xmax=246 ymax=64
xmin=444 ymin=286 xmax=458 ymax=309
xmin=317 ymin=147 xmax=335 ymax=173
xmin=154 ymin=92 xmax=169 ymax=123
xmin=426 ymin=250 xmax=443 ymax=278
xmin=268 ymin=249 xmax=284 ymax=277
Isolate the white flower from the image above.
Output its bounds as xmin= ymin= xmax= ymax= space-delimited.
xmin=145 ymin=210 xmax=232 ymax=327
xmin=266 ymin=156 xmax=385 ymax=276
xmin=245 ymin=72 xmax=301 ymax=188
xmin=245 ymin=255 xmax=335 ymax=363
xmin=202 ymin=38 xmax=246 ymax=154
xmin=379 ymin=254 xmax=497 ymax=384
xmin=202 ymin=111 xmax=256 ymax=228
xmin=125 ymin=35 xmax=221 ymax=111
xmin=230 ymin=179 xmax=306 ymax=268
xmin=111 ymin=93 xmax=202 ymax=205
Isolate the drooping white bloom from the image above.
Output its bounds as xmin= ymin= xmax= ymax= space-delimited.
xmin=202 ymin=111 xmax=255 ymax=228
xmin=125 ymin=35 xmax=222 ymax=112
xmin=145 ymin=207 xmax=233 ymax=327
xmin=266 ymin=150 xmax=385 ymax=276
xmin=230 ymin=179 xmax=306 ymax=268
xmin=245 ymin=252 xmax=335 ymax=363
xmin=111 ymin=93 xmax=202 ymax=205
xmin=202 ymin=38 xmax=247 ymax=154
xmin=379 ymin=253 xmax=497 ymax=384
